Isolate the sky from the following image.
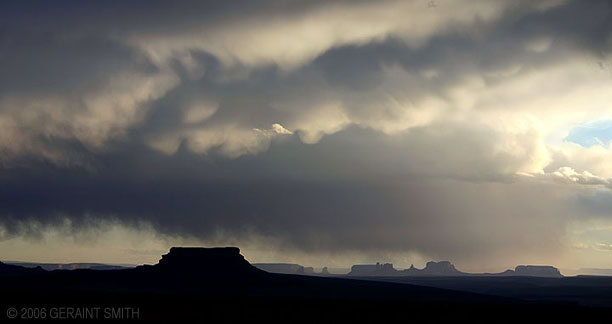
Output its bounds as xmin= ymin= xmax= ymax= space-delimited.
xmin=1 ymin=0 xmax=612 ymax=272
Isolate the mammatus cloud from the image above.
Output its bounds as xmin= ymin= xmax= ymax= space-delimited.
xmin=1 ymin=0 xmax=612 ymax=269
xmin=0 ymin=0 xmax=582 ymax=162
xmin=127 ymin=0 xmax=518 ymax=70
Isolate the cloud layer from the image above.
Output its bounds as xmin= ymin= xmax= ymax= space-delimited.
xmin=2 ymin=0 xmax=612 ymax=269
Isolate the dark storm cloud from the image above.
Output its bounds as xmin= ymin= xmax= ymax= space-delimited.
xmin=307 ymin=0 xmax=612 ymax=96
xmin=0 ymin=33 xmax=141 ymax=95
xmin=1 ymin=0 xmax=612 ymax=265
xmin=0 ymin=126 xmax=571 ymax=263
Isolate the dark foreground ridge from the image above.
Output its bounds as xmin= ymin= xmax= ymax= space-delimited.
xmin=0 ymin=261 xmax=46 ymax=275
xmin=254 ymin=263 xmax=319 ymax=275
xmin=0 ymin=247 xmax=610 ymax=323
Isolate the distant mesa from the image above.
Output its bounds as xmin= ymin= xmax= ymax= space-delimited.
xmin=349 ymin=262 xmax=400 ymax=276
xmin=347 ymin=261 xmax=563 ymax=278
xmin=6 ymin=262 xmax=130 ymax=271
xmin=481 ymin=265 xmax=563 ymax=278
xmin=513 ymin=265 xmax=563 ymax=278
xmin=348 ymin=261 xmax=463 ymax=277
xmin=403 ymin=261 xmax=465 ymax=276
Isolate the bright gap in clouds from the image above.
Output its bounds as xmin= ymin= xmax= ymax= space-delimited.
xmin=565 ymin=120 xmax=612 ymax=147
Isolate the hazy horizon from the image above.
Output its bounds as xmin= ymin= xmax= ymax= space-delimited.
xmin=3 ymin=244 xmax=612 ymax=276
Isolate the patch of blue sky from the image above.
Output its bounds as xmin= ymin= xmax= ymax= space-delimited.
xmin=564 ymin=120 xmax=612 ymax=147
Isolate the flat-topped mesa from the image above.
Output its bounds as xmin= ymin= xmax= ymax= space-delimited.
xmin=154 ymin=247 xmax=262 ymax=275
xmin=514 ymin=265 xmax=563 ymax=278
xmin=348 ymin=262 xmax=399 ymax=276
xmin=402 ymin=261 xmax=464 ymax=276
xmin=423 ymin=261 xmax=462 ymax=275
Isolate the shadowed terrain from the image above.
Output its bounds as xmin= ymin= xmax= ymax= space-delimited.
xmin=346 ymin=275 xmax=612 ymax=308
xmin=0 ymin=247 xmax=610 ymax=322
